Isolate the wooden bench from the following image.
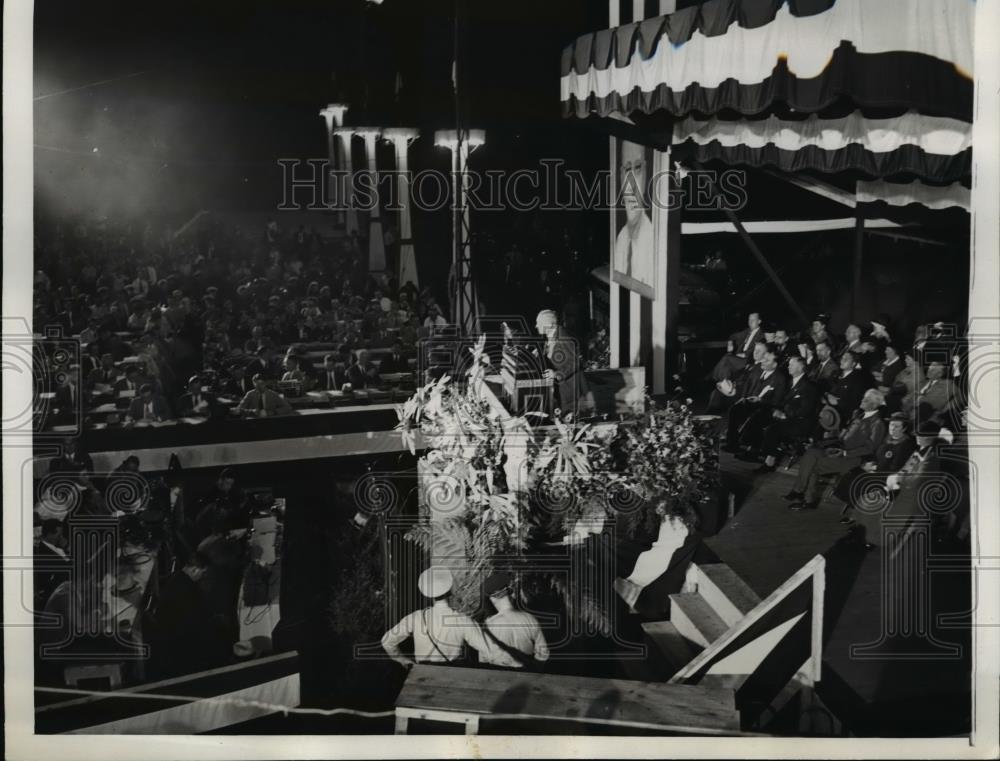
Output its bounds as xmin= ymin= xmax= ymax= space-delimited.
xmin=393 ymin=664 xmax=740 ymax=735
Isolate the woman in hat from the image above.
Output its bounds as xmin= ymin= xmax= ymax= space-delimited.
xmin=850 ymin=419 xmax=944 ymax=550
xmin=833 ymin=412 xmax=916 ymax=527
xmin=381 ymin=566 xmax=491 ymax=668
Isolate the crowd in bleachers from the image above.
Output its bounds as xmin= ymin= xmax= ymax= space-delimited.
xmin=33 ymin=215 xmax=454 ymax=427
xmin=706 ymin=311 xmax=970 ymax=548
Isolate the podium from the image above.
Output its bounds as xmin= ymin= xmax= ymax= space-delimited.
xmin=500 ymin=344 xmax=554 ymax=416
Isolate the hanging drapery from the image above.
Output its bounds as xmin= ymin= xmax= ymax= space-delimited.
xmin=857 ymin=179 xmax=970 ymax=212
xmin=671 ymin=110 xmax=972 ymax=182
xmin=560 ymin=0 xmax=973 ymax=123
xmin=854 ymin=179 xmax=970 ymax=227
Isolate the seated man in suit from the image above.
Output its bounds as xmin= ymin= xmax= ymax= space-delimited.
xmin=280 ymin=354 xmax=308 ymax=385
xmin=316 ymin=353 xmax=347 ymax=391
xmin=810 ymin=313 xmax=832 ymax=347
xmin=756 ymin=355 xmax=820 ymax=472
xmin=771 ymin=328 xmax=792 ymax=369
xmin=808 ymin=340 xmax=839 ymax=394
xmin=48 ymin=435 xmax=95 ymax=476
xmin=222 ymin=363 xmax=254 ymax=399
xmin=34 ymin=518 xmax=71 ymax=613
xmin=237 ymin=374 xmax=294 ymax=417
xmin=724 ymin=345 xmax=787 ymax=453
xmin=786 ymin=388 xmax=887 ymax=511
xmin=824 ymin=351 xmax=872 ymax=430
xmin=126 ymin=383 xmax=172 ymax=423
xmin=903 ymin=360 xmax=952 ymax=424
xmin=710 ymin=312 xmax=766 ymax=382
xmin=378 ymin=340 xmax=409 ymax=375
xmin=839 ymin=323 xmax=864 ymax=357
xmin=708 ymin=340 xmax=767 ymax=415
xmin=85 ymin=352 xmax=119 ymax=391
xmin=114 ymin=364 xmax=141 ymax=395
xmin=176 ymin=375 xmax=216 ymax=419
xmin=873 ymin=343 xmax=904 ymax=395
xmin=347 ymin=349 xmax=381 ymax=389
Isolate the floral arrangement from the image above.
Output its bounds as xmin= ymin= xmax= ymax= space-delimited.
xmin=585 ymin=328 xmax=610 ymax=371
xmin=609 ymin=398 xmax=719 ymax=539
xmin=529 ymin=397 xmax=718 ymax=540
xmin=394 ymin=338 xmax=718 ymax=622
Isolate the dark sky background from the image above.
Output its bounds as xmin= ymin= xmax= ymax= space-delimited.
xmin=32 ymin=0 xmax=970 ymax=331
xmin=33 ymin=0 xmax=613 ymax=223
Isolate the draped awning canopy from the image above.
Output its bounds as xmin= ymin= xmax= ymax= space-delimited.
xmin=560 ymin=0 xmax=974 ymax=186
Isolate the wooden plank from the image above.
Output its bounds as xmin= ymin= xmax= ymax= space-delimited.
xmin=696 ymin=564 xmax=762 ymax=626
xmin=669 ymin=592 xmax=729 ymax=648
xmin=670 ymin=555 xmax=825 ymax=684
xmin=680 ymin=219 xmax=901 ymax=235
xmin=642 ymin=621 xmax=700 ymax=672
xmin=395 ymin=665 xmax=739 ymax=731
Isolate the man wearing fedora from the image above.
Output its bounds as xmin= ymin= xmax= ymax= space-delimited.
xmin=381 ymin=566 xmax=492 ymax=668
xmin=479 ymin=572 xmax=549 ymax=670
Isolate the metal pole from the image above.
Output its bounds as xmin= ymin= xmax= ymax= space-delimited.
xmin=852 ymin=212 xmax=864 ymax=322
xmin=693 ymin=162 xmax=809 ymax=329
xmin=453 ymin=0 xmax=465 ymax=335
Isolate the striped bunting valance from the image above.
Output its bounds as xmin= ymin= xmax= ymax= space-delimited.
xmin=561 ymin=0 xmax=974 ymax=123
xmin=857 ymin=179 xmax=971 ymax=213
xmin=670 ymin=111 xmax=972 ymax=183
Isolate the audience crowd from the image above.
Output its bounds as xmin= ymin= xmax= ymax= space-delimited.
xmin=707 ymin=310 xmax=970 ymax=548
xmin=33 ymin=215 xmax=455 ymax=427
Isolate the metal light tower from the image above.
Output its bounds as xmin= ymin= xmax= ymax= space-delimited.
xmin=435 ymin=128 xmax=484 ymax=336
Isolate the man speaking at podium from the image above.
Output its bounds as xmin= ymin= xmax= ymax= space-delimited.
xmin=535 ymin=310 xmax=591 ymax=418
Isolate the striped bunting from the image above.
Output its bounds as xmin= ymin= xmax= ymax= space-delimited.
xmin=671 ymin=111 xmax=972 ymax=183
xmin=561 ymin=0 xmax=973 ymax=122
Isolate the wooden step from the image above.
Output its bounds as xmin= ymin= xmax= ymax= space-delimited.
xmin=699 ymin=673 xmax=749 ymax=693
xmin=641 ymin=621 xmax=701 ymax=678
xmin=669 ymin=593 xmax=729 ymax=649
xmin=693 ymin=564 xmax=762 ymax=627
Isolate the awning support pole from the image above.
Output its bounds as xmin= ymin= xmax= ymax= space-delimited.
xmin=694 ymin=162 xmax=809 ymax=328
xmin=852 ymin=211 xmax=864 ymax=322
xmin=723 ymin=206 xmax=810 ymax=329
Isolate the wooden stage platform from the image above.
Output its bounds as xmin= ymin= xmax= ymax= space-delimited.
xmin=706 ymin=452 xmax=972 ymax=737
